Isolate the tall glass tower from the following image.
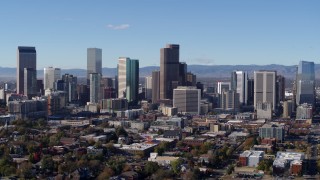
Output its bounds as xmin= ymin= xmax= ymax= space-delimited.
xmin=87 ymin=48 xmax=102 ymax=85
xmin=296 ymin=61 xmax=315 ymax=106
xmin=118 ymin=57 xmax=139 ymax=104
xmin=17 ymin=46 xmax=36 ymax=95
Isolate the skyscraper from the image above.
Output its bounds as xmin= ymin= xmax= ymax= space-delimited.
xmin=186 ymin=72 xmax=197 ymax=86
xmin=220 ymin=90 xmax=240 ymax=113
xmin=179 ymin=62 xmax=187 ymax=86
xmin=160 ymin=44 xmax=180 ymax=100
xmin=118 ymin=57 xmax=139 ymax=104
xmin=24 ymin=68 xmax=37 ymax=98
xmin=62 ymin=74 xmax=78 ymax=102
xmin=145 ymin=76 xmax=152 ymax=100
xmin=173 ymin=86 xmax=201 ymax=115
xmin=17 ymin=46 xmax=36 ymax=95
xmin=217 ymin=82 xmax=230 ymax=94
xmin=89 ymin=73 xmax=101 ymax=103
xmin=296 ymin=61 xmax=315 ymax=106
xmin=87 ymin=48 xmax=102 ymax=84
xmin=44 ymin=67 xmax=61 ymax=90
xmin=152 ymin=71 xmax=160 ymax=103
xmin=254 ymin=71 xmax=277 ymax=110
xmin=231 ymin=71 xmax=248 ymax=105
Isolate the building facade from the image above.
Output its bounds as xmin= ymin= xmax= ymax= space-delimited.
xmin=17 ymin=46 xmax=36 ymax=95
xmin=160 ymin=44 xmax=180 ymax=100
xmin=87 ymin=48 xmax=102 ymax=84
xmin=118 ymin=57 xmax=139 ymax=104
xmin=173 ymin=86 xmax=200 ymax=115
xmin=296 ymin=61 xmax=315 ymax=106
xmin=254 ymin=71 xmax=277 ymax=111
xmin=89 ymin=73 xmax=101 ymax=103
xmin=24 ymin=68 xmax=37 ymax=98
xmin=152 ymin=71 xmax=160 ymax=103
xmin=44 ymin=67 xmax=61 ymax=90
xmin=259 ymin=123 xmax=284 ymax=141
xmin=231 ymin=71 xmax=248 ymax=105
xmin=145 ymin=76 xmax=152 ymax=100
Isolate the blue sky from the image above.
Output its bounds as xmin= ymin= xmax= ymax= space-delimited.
xmin=0 ymin=0 xmax=319 ymax=69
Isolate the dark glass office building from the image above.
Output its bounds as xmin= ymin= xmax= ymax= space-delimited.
xmin=296 ymin=61 xmax=315 ymax=105
xmin=160 ymin=44 xmax=180 ymax=100
xmin=17 ymin=46 xmax=36 ymax=95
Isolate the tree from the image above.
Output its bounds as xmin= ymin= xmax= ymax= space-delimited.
xmin=257 ymin=159 xmax=273 ymax=172
xmin=199 ymin=142 xmax=212 ymax=154
xmin=0 ymin=155 xmax=16 ymax=176
xmin=144 ymin=161 xmax=159 ymax=176
xmin=97 ymin=167 xmax=114 ymax=180
xmin=16 ymin=162 xmax=33 ymax=179
xmin=108 ymin=157 xmax=125 ymax=175
xmin=115 ymin=127 xmax=128 ymax=137
xmin=171 ymin=158 xmax=183 ymax=175
xmin=88 ymin=159 xmax=102 ymax=177
xmin=226 ymin=164 xmax=235 ymax=175
xmin=182 ymin=168 xmax=201 ymax=180
xmin=41 ymin=155 xmax=54 ymax=172
xmin=152 ymin=169 xmax=174 ymax=180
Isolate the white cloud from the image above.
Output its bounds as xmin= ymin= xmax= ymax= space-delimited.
xmin=107 ymin=24 xmax=130 ymax=30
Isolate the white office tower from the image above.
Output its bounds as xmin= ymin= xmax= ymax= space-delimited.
xmin=145 ymin=76 xmax=152 ymax=100
xmin=217 ymin=82 xmax=231 ymax=94
xmin=254 ymin=71 xmax=277 ymax=111
xmin=173 ymin=86 xmax=200 ymax=115
xmin=87 ymin=48 xmax=102 ymax=84
xmin=89 ymin=73 xmax=101 ymax=103
xmin=44 ymin=67 xmax=61 ymax=90
xmin=231 ymin=71 xmax=248 ymax=105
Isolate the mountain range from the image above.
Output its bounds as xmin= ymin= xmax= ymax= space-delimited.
xmin=0 ymin=64 xmax=319 ymax=79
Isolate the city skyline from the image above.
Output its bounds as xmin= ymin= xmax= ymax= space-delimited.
xmin=0 ymin=1 xmax=319 ymax=69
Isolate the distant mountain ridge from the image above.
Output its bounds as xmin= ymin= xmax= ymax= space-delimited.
xmin=0 ymin=64 xmax=319 ymax=79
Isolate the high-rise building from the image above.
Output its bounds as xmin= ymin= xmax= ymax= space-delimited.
xmin=118 ymin=57 xmax=139 ymax=104
xmin=296 ymin=61 xmax=315 ymax=106
xmin=44 ymin=67 xmax=61 ymax=90
xmin=186 ymin=72 xmax=197 ymax=86
xmin=247 ymin=79 xmax=254 ymax=106
xmin=256 ymin=102 xmax=272 ymax=119
xmin=283 ymin=100 xmax=293 ymax=119
xmin=89 ymin=73 xmax=101 ymax=103
xmin=276 ymin=75 xmax=285 ymax=104
xmin=152 ymin=71 xmax=160 ymax=103
xmin=254 ymin=71 xmax=277 ymax=111
xmin=24 ymin=68 xmax=37 ymax=98
xmin=145 ymin=76 xmax=152 ymax=100
xmin=217 ymin=82 xmax=230 ymax=94
xmin=160 ymin=44 xmax=180 ymax=100
xmin=87 ymin=48 xmax=102 ymax=84
xmin=17 ymin=46 xmax=36 ymax=95
xmin=296 ymin=103 xmax=313 ymax=120
xmin=77 ymin=84 xmax=89 ymax=105
xmin=173 ymin=86 xmax=200 ymax=115
xmin=231 ymin=71 xmax=248 ymax=105
xmin=179 ymin=62 xmax=187 ymax=86
xmin=62 ymin=74 xmax=78 ymax=102
xmin=220 ymin=90 xmax=240 ymax=112
xmin=259 ymin=123 xmax=284 ymax=141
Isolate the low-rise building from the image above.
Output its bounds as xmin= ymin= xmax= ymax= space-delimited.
xmin=161 ymin=106 xmax=178 ymax=116
xmin=117 ymin=143 xmax=157 ymax=156
xmin=273 ymin=152 xmax=305 ymax=176
xmin=183 ymin=137 xmax=206 ymax=147
xmin=148 ymin=153 xmax=180 ymax=166
xmin=87 ymin=146 xmax=103 ymax=156
xmin=239 ymin=150 xmax=264 ymax=167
